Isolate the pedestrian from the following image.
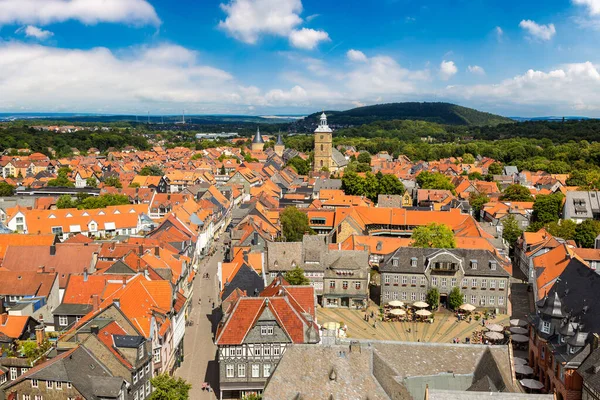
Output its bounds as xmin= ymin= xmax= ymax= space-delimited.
xmin=212 ymin=302 xmax=215 ymax=309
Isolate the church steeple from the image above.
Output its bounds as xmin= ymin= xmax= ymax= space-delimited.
xmin=274 ymin=131 xmax=285 ymax=158
xmin=251 ymin=126 xmax=265 ymax=151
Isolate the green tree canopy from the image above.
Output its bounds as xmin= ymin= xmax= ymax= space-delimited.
xmin=448 ymin=287 xmax=464 ymax=310
xmin=280 ymin=206 xmax=314 ymax=242
xmin=378 ymin=174 xmax=405 ymax=196
xmin=284 ymin=267 xmax=310 ymax=286
xmin=341 ymin=171 xmax=365 ymax=196
xmin=411 ymin=223 xmax=456 ymax=248
xmin=286 ymin=156 xmax=310 ymax=175
xmin=500 ymin=184 xmax=533 ymax=201
xmin=574 ymin=219 xmax=600 ymax=248
xmin=47 ymin=169 xmax=74 ymax=187
xmin=488 ymin=163 xmax=503 ymax=175
xmin=545 ymin=219 xmax=577 ymax=240
xmin=139 ymin=165 xmax=163 ymax=176
xmin=104 ymin=176 xmax=122 ymax=188
xmin=416 ymin=171 xmax=455 ymax=191
xmin=427 ymin=288 xmax=440 ymax=310
xmin=149 ymin=374 xmax=191 ymax=400
xmin=357 ymin=152 xmax=372 ymax=164
xmin=469 ymin=193 xmax=490 ymax=221
xmin=0 ymin=181 xmax=15 ymax=196
xmin=502 ymin=215 xmax=523 ymax=248
xmin=56 ymin=195 xmax=75 ymax=209
xmin=532 ymin=193 xmax=564 ymax=224
xmin=85 ymin=177 xmax=97 ymax=188
xmin=462 ymin=153 xmax=475 ymax=164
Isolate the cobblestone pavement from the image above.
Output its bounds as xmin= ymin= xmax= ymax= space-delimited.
xmin=175 ymin=247 xmax=223 ymax=400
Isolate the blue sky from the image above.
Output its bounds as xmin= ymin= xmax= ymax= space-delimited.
xmin=1 ymin=0 xmax=600 ymax=117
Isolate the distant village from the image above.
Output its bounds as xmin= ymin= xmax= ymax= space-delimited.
xmin=0 ymin=113 xmax=596 ymax=400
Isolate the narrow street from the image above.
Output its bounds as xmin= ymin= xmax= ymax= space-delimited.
xmin=175 ymin=245 xmax=224 ymax=399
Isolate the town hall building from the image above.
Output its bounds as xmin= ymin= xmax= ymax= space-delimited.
xmin=313 ymin=112 xmax=348 ymax=173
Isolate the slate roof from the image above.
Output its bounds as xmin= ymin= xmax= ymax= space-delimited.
xmin=331 ymin=148 xmax=349 ymax=168
xmin=53 ymin=303 xmax=93 ymax=316
xmin=578 ymin=347 xmax=600 ymax=393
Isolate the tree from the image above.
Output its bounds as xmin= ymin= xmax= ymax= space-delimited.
xmin=574 ymin=219 xmax=600 ymax=248
xmin=426 ymin=288 xmax=440 ymax=310
xmin=341 ymin=171 xmax=365 ymax=196
xmin=0 ymin=181 xmax=15 ymax=196
xmin=500 ymin=184 xmax=533 ymax=201
xmin=280 ymin=206 xmax=313 ymax=242
xmin=104 ymin=176 xmax=122 ymax=188
xmin=85 ymin=177 xmax=97 ymax=188
xmin=378 ymin=174 xmax=405 ymax=196
xmin=545 ymin=219 xmax=577 ymax=240
xmin=47 ymin=169 xmax=74 ymax=187
xmin=357 ymin=152 xmax=372 ymax=165
xmin=286 ymin=156 xmax=310 ymax=175
xmin=502 ymin=215 xmax=523 ymax=248
xmin=362 ymin=172 xmax=380 ymax=201
xmin=448 ymin=287 xmax=464 ymax=310
xmin=488 ymin=162 xmax=503 ymax=175
xmin=129 ymin=182 xmax=141 ymax=188
xmin=284 ymin=267 xmax=310 ymax=285
xmin=411 ymin=223 xmax=456 ymax=248
xmin=565 ymin=169 xmax=588 ymax=187
xmin=469 ymin=193 xmax=490 ymax=221
xmin=149 ymin=374 xmax=191 ymax=400
xmin=220 ymin=165 xmax=226 ymax=175
xmin=242 ymin=395 xmax=262 ymax=400
xmin=139 ymin=165 xmax=163 ymax=176
xmin=56 ymin=195 xmax=75 ymax=209
xmin=467 ymin=171 xmax=483 ymax=181
xmin=416 ymin=171 xmax=454 ymax=191
xmin=533 ymin=193 xmax=564 ymax=224
xmin=355 ymin=163 xmax=371 ymax=173
xmin=462 ymin=153 xmax=475 ymax=164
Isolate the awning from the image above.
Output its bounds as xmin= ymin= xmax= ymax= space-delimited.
xmin=104 ymin=222 xmax=116 ymax=230
xmin=69 ymin=224 xmax=81 ymax=233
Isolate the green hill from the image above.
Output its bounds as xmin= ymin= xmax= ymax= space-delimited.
xmin=302 ymin=102 xmax=514 ymax=127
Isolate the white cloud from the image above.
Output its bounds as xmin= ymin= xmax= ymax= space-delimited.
xmin=439 ymin=60 xmax=457 ymax=80
xmin=446 ymin=62 xmax=600 ymax=112
xmin=218 ymin=0 xmax=303 ymax=44
xmin=16 ymin=25 xmax=54 ymax=40
xmin=346 ymin=49 xmax=368 ymax=62
xmin=519 ymin=19 xmax=556 ymax=41
xmin=0 ymin=0 xmax=160 ymax=26
xmin=495 ymin=26 xmax=504 ymax=41
xmin=573 ymin=0 xmax=600 ymax=15
xmin=467 ymin=65 xmax=485 ymax=75
xmin=305 ymin=14 xmax=319 ymax=22
xmin=289 ymin=28 xmax=329 ymax=50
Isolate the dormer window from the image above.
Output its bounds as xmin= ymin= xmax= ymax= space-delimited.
xmin=65 ymin=213 xmax=72 ymax=218
xmin=98 ymin=211 xmax=105 ymax=215
xmin=393 ymin=259 xmax=399 ymax=267
xmin=489 ymin=261 xmax=497 ymax=271
xmin=138 ymin=344 xmax=144 ymax=360
xmin=114 ymin=210 xmax=121 ymax=214
xmin=410 ymin=258 xmax=417 ymax=268
xmin=82 ymin=212 xmax=89 ymax=216
xmin=470 ymin=260 xmax=477 ymax=270
xmin=541 ymin=321 xmax=551 ymax=334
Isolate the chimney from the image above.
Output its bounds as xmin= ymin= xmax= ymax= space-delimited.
xmin=90 ymin=325 xmax=99 ymax=335
xmin=113 ymin=298 xmax=121 ymax=309
xmin=35 ymin=325 xmax=44 ymax=346
xmin=91 ymin=294 xmax=100 ymax=312
xmin=83 ymin=268 xmax=88 ymax=282
xmin=144 ymin=269 xmax=149 ymax=279
xmin=137 ymin=259 xmax=141 ymax=272
xmin=139 ymin=245 xmax=144 ymax=256
xmin=154 ymin=247 xmax=160 ymax=257
xmin=49 ymin=245 xmax=56 ymax=256
xmin=253 ymin=232 xmax=259 ymax=246
xmin=122 ymin=277 xmax=127 ymax=287
xmin=0 ymin=313 xmax=7 ymax=325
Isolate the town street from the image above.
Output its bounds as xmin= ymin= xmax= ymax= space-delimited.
xmin=175 ymin=245 xmax=223 ymax=399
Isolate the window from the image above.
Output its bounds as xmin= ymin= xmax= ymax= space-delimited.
xmin=384 ymin=275 xmax=390 ymax=284
xmin=226 ymin=364 xmax=234 ymax=378
xmin=499 ymin=280 xmax=505 ymax=289
xmin=541 ymin=321 xmax=551 ymax=334
xmin=393 ymin=292 xmax=398 ymax=300
xmin=59 ymin=316 xmax=68 ymax=326
xmin=264 ymin=347 xmax=271 ymax=356
xmin=145 ymin=364 xmax=150 ymax=374
xmin=133 ymin=373 xmax=138 ymax=384
xmin=490 ymin=280 xmax=496 ymax=289
xmin=9 ymin=367 xmax=16 ymax=380
xmin=402 ymin=276 xmax=407 ymax=285
xmin=489 ymin=296 xmax=495 ymax=305
xmin=139 ymin=370 xmax=143 ymax=380
xmin=462 ymin=278 xmax=468 ymax=287
xmin=451 ymin=278 xmax=457 ymax=287
xmin=67 ymin=382 xmax=72 ymax=389
xmin=481 ymin=279 xmax=487 ymax=288
xmin=355 ymin=281 xmax=361 ymax=290
xmin=393 ymin=259 xmax=399 ymax=267
xmin=263 ymin=364 xmax=271 ymax=377
xmin=23 ymin=396 xmax=31 ymax=400
xmin=471 ymin=295 xmax=476 ymax=304
xmin=471 ymin=260 xmax=478 ymax=269
xmin=261 ymin=326 xmax=273 ymax=335
xmin=47 ymin=380 xmax=53 ymax=389
xmin=384 ymin=292 xmax=390 ymax=300
xmin=420 ymin=293 xmax=426 ymax=301
xmin=153 ymin=348 xmax=161 ymax=363
xmin=498 ymin=296 xmax=504 ymax=306
xmin=463 ymin=294 xmax=467 ymax=303
xmin=472 ymin=278 xmax=477 ymax=287
xmin=32 ymin=379 xmax=39 ymax=388
xmin=146 ymin=381 xmax=151 ymax=395
xmin=254 ymin=347 xmax=261 ymax=356
xmin=431 ymin=277 xmax=438 ymax=286
xmin=401 ymin=292 xmax=407 ymax=300
xmin=490 ymin=261 xmax=497 ymax=270
xmin=138 ymin=344 xmax=144 ymax=360
xmin=8 ymin=295 xmax=18 ymax=302
xmin=441 ymin=278 xmax=447 ymax=288
xmin=51 ymin=226 xmax=63 ymax=235
xmin=329 ymin=280 xmax=336 ymax=289
xmin=541 ymin=346 xmax=546 ymax=360
xmin=34 ymin=396 xmax=42 ymax=400
xmin=134 ymin=392 xmax=139 ymax=400
xmin=252 ymin=364 xmax=260 ymax=378
xmin=411 ymin=258 xmax=417 ymax=267
xmin=480 ymin=296 xmax=486 ymax=306
xmin=236 ymin=347 xmax=243 ymax=356
xmin=342 ymin=281 xmax=348 ymax=290
xmin=393 ymin=276 xmax=399 ymax=284
xmin=411 ymin=292 xmax=416 ymax=301
xmin=273 ymin=347 xmax=280 ymax=356
xmin=420 ymin=277 xmax=426 ymax=286
xmin=56 ymin=381 xmax=62 ymax=390
xmin=237 ymin=364 xmax=246 ymax=378
xmin=411 ymin=276 xmax=416 ymax=285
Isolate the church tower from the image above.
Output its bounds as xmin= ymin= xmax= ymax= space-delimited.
xmin=251 ymin=127 xmax=265 ymax=152
xmin=313 ymin=112 xmax=333 ymax=172
xmin=274 ymin=132 xmax=285 ymax=157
